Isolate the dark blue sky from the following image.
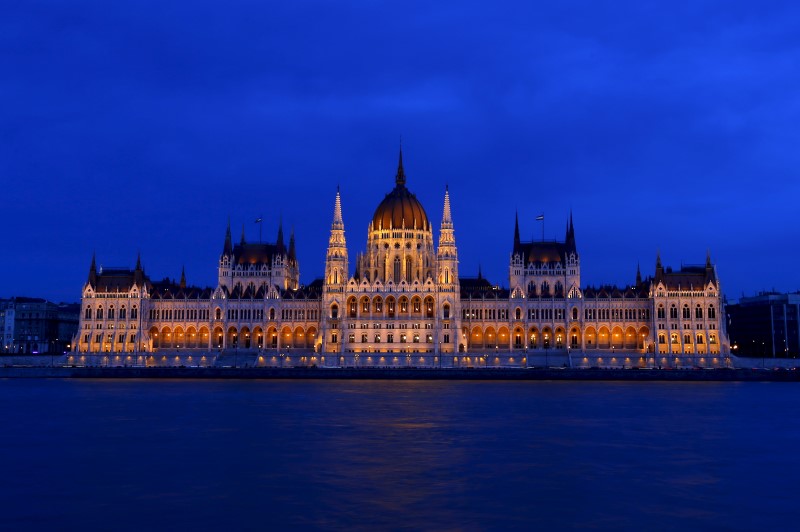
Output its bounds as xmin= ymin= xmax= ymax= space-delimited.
xmin=3 ymin=1 xmax=799 ymax=302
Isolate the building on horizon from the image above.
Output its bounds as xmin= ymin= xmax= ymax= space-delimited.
xmin=0 ymin=299 xmax=14 ymax=353
xmin=726 ymin=292 xmax=800 ymax=358
xmin=1 ymin=297 xmax=79 ymax=354
xmin=74 ymin=150 xmax=730 ymax=368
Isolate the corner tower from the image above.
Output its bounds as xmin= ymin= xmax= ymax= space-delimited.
xmin=436 ymin=186 xmax=461 ymax=354
xmin=322 ymin=187 xmax=348 ymax=354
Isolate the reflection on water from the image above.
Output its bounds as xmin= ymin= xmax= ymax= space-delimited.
xmin=1 ymin=380 xmax=799 ymax=529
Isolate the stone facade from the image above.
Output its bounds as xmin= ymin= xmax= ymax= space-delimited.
xmin=75 ymin=150 xmax=730 ymax=367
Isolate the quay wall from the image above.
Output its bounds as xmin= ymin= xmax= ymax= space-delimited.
xmin=0 ymin=365 xmax=798 ymax=382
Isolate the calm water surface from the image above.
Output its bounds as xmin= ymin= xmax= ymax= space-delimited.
xmin=1 ymin=379 xmax=799 ymax=530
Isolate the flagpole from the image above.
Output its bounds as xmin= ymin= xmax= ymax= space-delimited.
xmin=535 ymin=214 xmax=544 ymax=241
xmin=255 ymin=216 xmax=263 ymax=243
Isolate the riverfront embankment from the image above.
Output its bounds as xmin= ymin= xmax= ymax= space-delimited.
xmin=1 ymin=365 xmax=799 ymax=381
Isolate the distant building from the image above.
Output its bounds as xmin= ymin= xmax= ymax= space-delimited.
xmin=11 ymin=297 xmax=79 ymax=354
xmin=76 ymin=148 xmax=730 ymax=367
xmin=0 ymin=299 xmax=14 ymax=353
xmin=727 ymin=292 xmax=800 ymax=358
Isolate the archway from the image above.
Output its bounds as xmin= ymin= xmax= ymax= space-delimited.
xmin=584 ymin=327 xmax=597 ymax=349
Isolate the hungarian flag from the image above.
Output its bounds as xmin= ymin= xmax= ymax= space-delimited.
xmin=535 ymin=214 xmax=544 ymax=221
xmin=254 ymin=217 xmax=263 ymax=223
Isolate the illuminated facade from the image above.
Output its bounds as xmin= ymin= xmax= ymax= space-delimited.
xmin=75 ymin=150 xmax=730 ymax=367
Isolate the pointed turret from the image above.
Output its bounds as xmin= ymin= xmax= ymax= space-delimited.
xmin=705 ymin=249 xmax=715 ymax=283
xmin=332 ymin=185 xmax=344 ymax=230
xmin=636 ymin=262 xmax=642 ymax=285
xmin=288 ymin=229 xmax=297 ymax=264
xmin=566 ymin=210 xmax=576 ymax=252
xmin=655 ymin=251 xmax=663 ymax=279
xmin=276 ymin=219 xmax=285 ymax=254
xmin=437 ymin=185 xmax=458 ymax=269
xmin=324 ymin=187 xmax=348 ymax=288
xmin=179 ymin=266 xmax=186 ymax=290
xmin=395 ymin=145 xmax=406 ymax=186
xmin=223 ymin=219 xmax=232 ymax=255
xmin=513 ymin=211 xmax=521 ymax=253
xmin=134 ymin=252 xmax=144 ymax=285
xmin=87 ymin=253 xmax=97 ymax=287
xmin=240 ymin=224 xmax=246 ymax=246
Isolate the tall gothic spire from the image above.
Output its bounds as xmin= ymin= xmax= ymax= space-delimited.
xmin=240 ymin=224 xmax=246 ymax=246
xmin=636 ymin=262 xmax=642 ymax=285
xmin=180 ymin=266 xmax=186 ymax=289
xmin=513 ymin=211 xmax=521 ymax=253
xmin=324 ymin=187 xmax=348 ymax=288
xmin=438 ymin=185 xmax=456 ymax=253
xmin=442 ymin=185 xmax=452 ymax=224
xmin=332 ymin=185 xmax=344 ymax=230
xmin=395 ymin=144 xmax=406 ymax=186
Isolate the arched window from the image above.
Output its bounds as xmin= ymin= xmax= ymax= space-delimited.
xmin=84 ymin=307 xmax=92 ymax=320
xmin=515 ymin=308 xmax=522 ymax=320
xmin=444 ymin=269 xmax=450 ymax=284
xmin=541 ymin=282 xmax=550 ymax=297
xmin=269 ymin=308 xmax=275 ymax=320
xmin=695 ymin=305 xmax=703 ymax=319
xmin=572 ymin=307 xmax=578 ymax=320
xmin=658 ymin=334 xmax=666 ymax=344
xmin=215 ymin=308 xmax=222 ymax=320
xmin=349 ymin=300 xmax=356 ymax=318
xmin=528 ymin=282 xmax=536 ymax=296
xmin=669 ymin=305 xmax=677 ymax=319
xmin=682 ymin=305 xmax=690 ymax=319
xmin=331 ymin=304 xmax=338 ymax=319
xmin=108 ymin=306 xmax=115 ymax=320
xmin=708 ymin=305 xmax=716 ymax=319
xmin=554 ymin=282 xmax=563 ymax=297
xmin=657 ymin=305 xmax=665 ymax=319
xmin=696 ymin=334 xmax=704 ymax=344
xmin=405 ymin=257 xmax=413 ymax=284
xmin=96 ymin=306 xmax=104 ymax=320
xmin=120 ymin=307 xmax=126 ymax=320
xmin=393 ymin=257 xmax=401 ymax=283
xmin=443 ymin=304 xmax=450 ymax=319
xmin=131 ymin=306 xmax=138 ymax=319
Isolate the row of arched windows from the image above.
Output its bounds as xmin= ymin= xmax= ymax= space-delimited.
xmin=657 ymin=304 xmax=716 ymax=320
xmin=527 ymin=281 xmax=564 ymax=297
xmin=85 ymin=305 xmax=138 ymax=320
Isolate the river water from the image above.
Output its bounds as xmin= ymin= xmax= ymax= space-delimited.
xmin=1 ymin=379 xmax=798 ymax=530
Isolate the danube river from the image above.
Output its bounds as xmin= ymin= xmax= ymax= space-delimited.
xmin=2 ymin=379 xmax=799 ymax=530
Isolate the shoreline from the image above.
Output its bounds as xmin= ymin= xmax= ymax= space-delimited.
xmin=1 ymin=366 xmax=798 ymax=381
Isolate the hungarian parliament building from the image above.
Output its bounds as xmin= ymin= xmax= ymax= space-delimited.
xmin=75 ymin=150 xmax=730 ymax=368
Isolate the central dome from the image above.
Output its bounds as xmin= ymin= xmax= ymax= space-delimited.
xmin=371 ymin=150 xmax=430 ymax=231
